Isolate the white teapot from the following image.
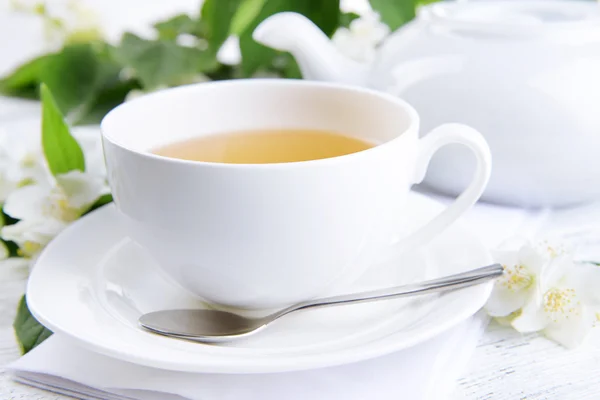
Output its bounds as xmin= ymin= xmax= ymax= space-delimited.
xmin=253 ymin=0 xmax=600 ymax=207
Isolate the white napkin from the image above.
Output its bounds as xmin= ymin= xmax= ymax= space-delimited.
xmin=7 ymin=313 xmax=488 ymax=400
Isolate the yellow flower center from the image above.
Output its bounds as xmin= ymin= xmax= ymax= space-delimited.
xmin=543 ymin=287 xmax=579 ymax=323
xmin=17 ymin=177 xmax=35 ymax=188
xmin=20 ymin=153 xmax=38 ymax=169
xmin=43 ymin=188 xmax=81 ymax=222
xmin=538 ymin=240 xmax=566 ymax=259
xmin=17 ymin=241 xmax=42 ymax=258
xmin=500 ymin=264 xmax=534 ymax=291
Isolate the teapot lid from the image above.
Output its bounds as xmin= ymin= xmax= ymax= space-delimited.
xmin=419 ymin=0 xmax=600 ymax=41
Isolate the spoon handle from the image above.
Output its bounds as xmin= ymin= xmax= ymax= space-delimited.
xmin=275 ymin=263 xmax=503 ymax=318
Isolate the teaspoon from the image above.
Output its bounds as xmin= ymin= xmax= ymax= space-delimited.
xmin=139 ymin=263 xmax=503 ymax=343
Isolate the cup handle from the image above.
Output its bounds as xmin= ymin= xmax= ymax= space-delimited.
xmin=394 ymin=123 xmax=492 ymax=255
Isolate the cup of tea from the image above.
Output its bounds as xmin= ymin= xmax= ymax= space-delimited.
xmin=100 ymin=79 xmax=491 ymax=311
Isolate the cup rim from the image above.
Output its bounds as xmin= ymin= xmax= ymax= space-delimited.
xmin=100 ymin=79 xmax=420 ymax=169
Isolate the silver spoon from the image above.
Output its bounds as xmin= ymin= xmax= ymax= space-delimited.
xmin=139 ymin=263 xmax=503 ymax=343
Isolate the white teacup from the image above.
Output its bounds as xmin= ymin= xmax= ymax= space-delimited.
xmin=101 ymin=79 xmax=491 ymax=311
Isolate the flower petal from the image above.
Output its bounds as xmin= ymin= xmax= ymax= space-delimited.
xmin=541 ymin=253 xmax=574 ymax=289
xmin=485 ymin=284 xmax=531 ymax=317
xmin=0 ymin=241 xmax=8 ymax=260
xmin=0 ymin=257 xmax=30 ymax=281
xmin=349 ymin=12 xmax=390 ymax=44
xmin=25 ymin=218 xmax=67 ymax=240
xmin=490 ymin=249 xmax=520 ymax=270
xmin=543 ymin=306 xmax=595 ymax=349
xmin=566 ymin=263 xmax=600 ymax=309
xmin=511 ymin=295 xmax=549 ymax=332
xmin=72 ymin=126 xmax=107 ymax=178
xmin=1 ymin=218 xmax=66 ymax=248
xmin=493 ymin=311 xmax=520 ymax=327
xmin=332 ymin=21 xmax=380 ymax=63
xmin=0 ymin=172 xmax=17 ymax=204
xmin=518 ymin=242 xmax=547 ymax=274
xmin=56 ymin=170 xmax=108 ymax=210
xmin=3 ymin=183 xmax=49 ymax=220
xmin=495 ymin=236 xmax=529 ymax=251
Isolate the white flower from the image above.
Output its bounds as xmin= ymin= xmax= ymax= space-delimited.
xmin=10 ymin=0 xmax=103 ymax=51
xmin=0 ymin=122 xmax=49 ymax=196
xmin=485 ymin=237 xmax=600 ymax=348
xmin=340 ymin=0 xmax=372 ymax=15
xmin=0 ymin=118 xmax=108 ymax=258
xmin=0 ymin=216 xmax=9 ymax=261
xmin=485 ymin=238 xmax=557 ymax=317
xmin=71 ymin=125 xmax=107 ymax=179
xmin=176 ymin=33 xmax=199 ymax=48
xmin=332 ymin=11 xmax=390 ymax=63
xmin=0 ymin=119 xmax=106 ymax=191
xmin=0 ymin=257 xmax=31 ymax=281
xmin=510 ymin=258 xmax=600 ymax=349
xmin=217 ymin=36 xmax=242 ymax=66
xmin=1 ymin=219 xmax=65 ymax=258
xmin=1 ymin=170 xmax=108 ymax=258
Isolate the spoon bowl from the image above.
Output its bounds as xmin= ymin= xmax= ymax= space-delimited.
xmin=139 ymin=309 xmax=271 ymax=342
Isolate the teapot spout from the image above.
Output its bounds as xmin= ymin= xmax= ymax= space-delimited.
xmin=253 ymin=12 xmax=368 ymax=85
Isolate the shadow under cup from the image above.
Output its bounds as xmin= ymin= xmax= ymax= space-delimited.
xmin=100 ymin=79 xmax=421 ymax=311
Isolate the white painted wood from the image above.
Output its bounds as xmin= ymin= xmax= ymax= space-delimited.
xmin=2 ymin=271 xmax=599 ymax=399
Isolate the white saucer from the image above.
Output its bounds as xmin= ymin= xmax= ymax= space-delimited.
xmin=27 ymin=192 xmax=493 ymax=373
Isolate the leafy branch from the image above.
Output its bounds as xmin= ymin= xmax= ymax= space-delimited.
xmin=0 ymin=0 xmax=433 ymax=124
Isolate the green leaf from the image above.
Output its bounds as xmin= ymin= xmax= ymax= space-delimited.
xmin=13 ymin=295 xmax=53 ymax=354
xmin=67 ymin=44 xmax=140 ymax=125
xmin=3 ymin=240 xmax=19 ymax=258
xmin=0 ymin=206 xmax=19 ymax=257
xmin=298 ymin=0 xmax=341 ymax=37
xmin=154 ymin=14 xmax=202 ymax=40
xmin=69 ymin=42 xmax=141 ymax=124
xmin=113 ymin=33 xmax=218 ymax=90
xmin=200 ymin=0 xmax=242 ymax=54
xmin=230 ymin=0 xmax=267 ymax=36
xmin=41 ymin=83 xmax=86 ymax=176
xmin=85 ymin=193 xmax=113 ymax=215
xmin=0 ymin=43 xmax=125 ymax=120
xmin=370 ymin=0 xmax=417 ymax=30
xmin=339 ymin=12 xmax=360 ymax=28
xmin=2 ymin=206 xmax=18 ymax=227
xmin=239 ymin=0 xmax=340 ymax=77
xmin=36 ymin=44 xmax=107 ymax=115
xmin=71 ymin=77 xmax=140 ymax=125
xmin=0 ymin=54 xmax=50 ymax=99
